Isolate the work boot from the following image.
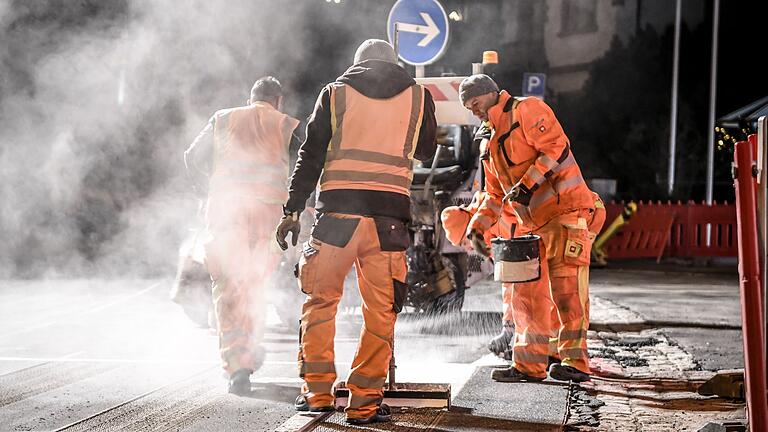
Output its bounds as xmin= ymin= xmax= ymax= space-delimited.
xmin=548 ymin=363 xmax=591 ymax=383
xmin=491 ymin=366 xmax=545 ymax=382
xmin=346 ymin=403 xmax=392 ymax=425
xmin=294 ymin=394 xmax=334 ymax=413
xmin=227 ymin=369 xmax=253 ymax=396
xmin=488 ymin=321 xmax=514 ymax=359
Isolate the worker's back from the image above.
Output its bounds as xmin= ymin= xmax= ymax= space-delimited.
xmin=210 ymin=102 xmax=297 ymax=203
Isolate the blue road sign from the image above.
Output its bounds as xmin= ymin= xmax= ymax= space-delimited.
xmin=387 ymin=0 xmax=449 ymax=66
xmin=522 ymin=73 xmax=546 ymax=99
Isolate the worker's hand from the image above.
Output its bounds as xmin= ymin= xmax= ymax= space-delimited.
xmin=467 ymin=229 xmax=490 ymax=258
xmin=504 ymin=182 xmax=533 ymax=206
xmin=275 ymin=212 xmax=301 ymax=251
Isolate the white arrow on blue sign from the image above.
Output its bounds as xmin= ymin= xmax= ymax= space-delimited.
xmin=387 ymin=0 xmax=450 ymax=66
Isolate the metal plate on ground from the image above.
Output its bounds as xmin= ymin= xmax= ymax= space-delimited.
xmin=313 ymin=407 xmax=444 ymax=431
xmin=334 ymin=381 xmax=451 ymax=408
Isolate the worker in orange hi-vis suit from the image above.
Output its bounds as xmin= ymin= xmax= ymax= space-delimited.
xmin=458 ymin=74 xmax=603 ymax=383
xmin=275 ymin=40 xmax=436 ymax=425
xmin=184 ymin=77 xmax=300 ymax=395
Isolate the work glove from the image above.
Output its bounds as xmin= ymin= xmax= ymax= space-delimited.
xmin=467 ymin=229 xmax=490 ymax=258
xmin=275 ymin=211 xmax=301 ymax=251
xmin=504 ymin=181 xmax=533 ymax=207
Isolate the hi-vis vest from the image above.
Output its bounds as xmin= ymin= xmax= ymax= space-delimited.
xmin=319 ymin=83 xmax=425 ymax=197
xmin=477 ymin=91 xmax=593 ymax=229
xmin=210 ymin=102 xmax=299 ymax=203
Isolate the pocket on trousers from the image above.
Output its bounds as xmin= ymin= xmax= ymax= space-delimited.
xmin=563 ymin=226 xmax=591 ymax=267
xmin=311 ymin=213 xmax=360 ymax=248
xmin=298 ymin=240 xmax=322 ymax=295
xmin=374 ymin=217 xmax=410 ymax=252
xmin=391 ymin=252 xmax=408 ymax=313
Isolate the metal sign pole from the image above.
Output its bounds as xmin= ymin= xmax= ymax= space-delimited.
xmin=667 ymin=0 xmax=682 ymax=196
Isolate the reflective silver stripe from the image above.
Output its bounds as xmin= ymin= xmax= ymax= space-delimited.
xmin=348 ymin=394 xmax=382 ymax=409
xmin=538 ymin=153 xmax=559 ymax=171
xmin=552 ymin=153 xmax=576 ymax=174
xmin=347 ymin=372 xmax=386 ymax=389
xmin=301 ymin=361 xmax=336 ymax=375
xmin=529 ymin=182 xmax=556 ymax=209
xmin=521 ymin=332 xmax=552 ymax=344
xmin=553 ymin=174 xmax=586 ymax=193
xmin=512 ymin=351 xmax=550 ymax=364
xmin=326 ymin=148 xmax=411 ymax=168
xmin=321 ymin=170 xmax=411 ymax=189
xmin=306 ymin=380 xmax=334 ymax=394
xmin=560 ymin=328 xmax=588 ymax=341
xmin=330 ymin=85 xmax=346 ymax=151
xmin=524 ymin=165 xmax=545 ymax=186
xmin=402 ymin=85 xmax=424 ymax=158
xmin=559 ymin=347 xmax=588 ymax=360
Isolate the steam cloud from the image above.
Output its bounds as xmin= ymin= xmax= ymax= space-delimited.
xmin=0 ymin=0 xmax=366 ymax=278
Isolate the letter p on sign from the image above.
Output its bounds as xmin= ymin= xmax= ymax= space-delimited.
xmin=522 ymin=73 xmax=546 ymax=100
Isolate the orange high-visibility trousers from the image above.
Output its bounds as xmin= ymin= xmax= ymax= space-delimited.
xmin=205 ymin=191 xmax=282 ymax=375
xmin=507 ymin=208 xmax=598 ymax=377
xmin=297 ymin=213 xmax=406 ymax=420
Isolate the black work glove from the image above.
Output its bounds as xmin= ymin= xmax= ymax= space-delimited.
xmin=505 ymin=182 xmax=533 ymax=207
xmin=275 ymin=211 xmax=301 ymax=251
xmin=467 ymin=229 xmax=490 ymax=258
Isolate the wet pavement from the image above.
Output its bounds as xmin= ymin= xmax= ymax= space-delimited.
xmin=0 ymin=265 xmax=747 ymax=431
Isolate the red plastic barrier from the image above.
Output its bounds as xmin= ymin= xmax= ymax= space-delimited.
xmin=602 ymin=201 xmax=737 ymax=259
xmin=602 ymin=202 xmax=675 ymax=261
xmin=734 ymin=135 xmax=767 ymax=432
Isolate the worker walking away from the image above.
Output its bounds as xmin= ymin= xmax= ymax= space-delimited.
xmin=458 ymin=74 xmax=601 ymax=383
xmin=185 ymin=77 xmax=300 ymax=395
xmin=275 ymin=39 xmax=436 ymax=424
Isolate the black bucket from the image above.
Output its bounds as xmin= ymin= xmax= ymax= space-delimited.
xmin=490 ymin=235 xmax=542 ymax=283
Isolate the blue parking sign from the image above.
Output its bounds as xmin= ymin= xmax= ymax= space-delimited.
xmin=522 ymin=73 xmax=546 ymax=99
xmin=387 ymin=0 xmax=450 ymax=66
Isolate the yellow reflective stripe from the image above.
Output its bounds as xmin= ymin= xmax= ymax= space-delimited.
xmin=560 ymin=329 xmax=588 ymax=341
xmin=513 ymin=351 xmax=550 ymax=364
xmin=347 ymin=372 xmax=386 ymax=389
xmin=301 ymin=361 xmax=336 ymax=375
xmin=306 ymin=380 xmax=334 ymax=394
xmin=348 ymin=394 xmax=382 ymax=409
xmin=321 ymin=170 xmax=411 ymax=189
xmin=329 ymin=85 xmax=346 ymax=151
xmin=403 ymin=85 xmax=424 ymax=159
xmin=326 ymin=149 xmax=411 ymax=168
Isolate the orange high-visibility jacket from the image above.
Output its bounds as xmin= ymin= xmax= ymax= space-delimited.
xmin=469 ymin=91 xmax=593 ymax=232
xmin=209 ymin=102 xmax=299 ymax=203
xmin=319 ymin=83 xmax=426 ymax=197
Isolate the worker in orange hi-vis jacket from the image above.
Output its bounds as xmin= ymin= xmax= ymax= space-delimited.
xmin=275 ymin=40 xmax=436 ymax=425
xmin=184 ymin=77 xmax=300 ymax=395
xmin=458 ymin=74 xmax=605 ymax=383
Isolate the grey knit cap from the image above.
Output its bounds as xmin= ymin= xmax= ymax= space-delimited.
xmin=354 ymin=39 xmax=398 ymax=64
xmin=459 ymin=74 xmax=499 ymax=105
